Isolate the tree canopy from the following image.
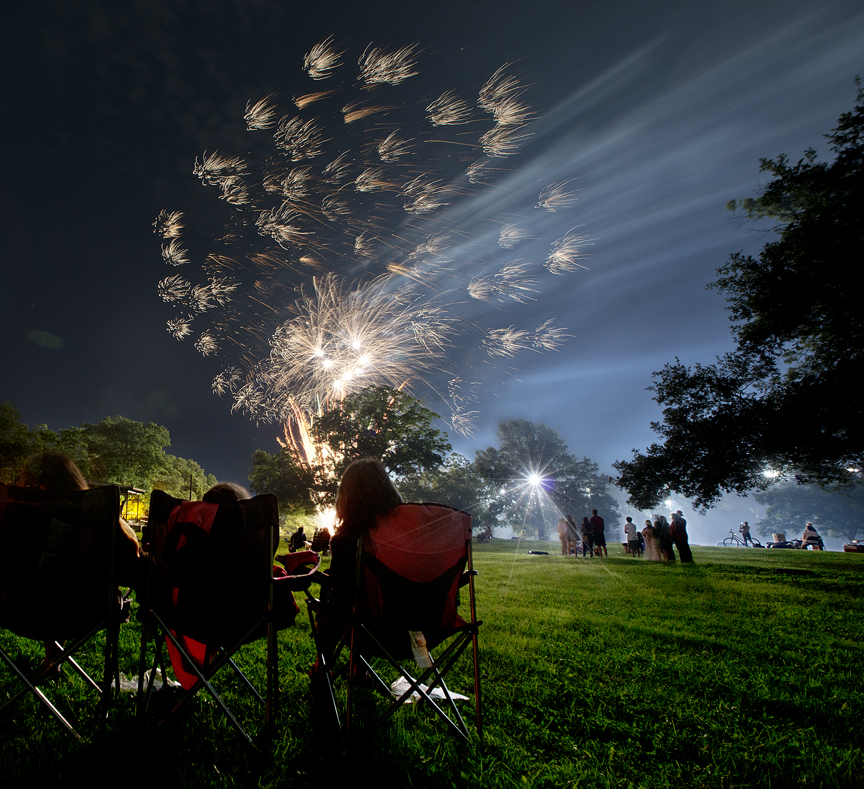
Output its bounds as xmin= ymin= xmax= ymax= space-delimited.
xmin=474 ymin=419 xmax=620 ymax=539
xmin=0 ymin=402 xmax=216 ymax=500
xmin=615 ymin=82 xmax=864 ymax=510
xmin=399 ymin=453 xmax=491 ymax=529
xmin=249 ymin=386 xmax=451 ymax=513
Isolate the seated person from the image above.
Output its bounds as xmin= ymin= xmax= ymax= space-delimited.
xmin=801 ymin=522 xmax=822 ymax=550
xmin=16 ymin=451 xmax=142 ymax=673
xmin=311 ymin=457 xmax=403 ymax=674
xmin=17 ymin=451 xmax=141 ymax=586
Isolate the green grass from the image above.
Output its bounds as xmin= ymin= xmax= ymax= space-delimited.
xmin=2 ymin=542 xmax=863 ymax=788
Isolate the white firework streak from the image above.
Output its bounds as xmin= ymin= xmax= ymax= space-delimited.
xmin=538 ymin=180 xmax=579 ymax=212
xmin=244 ymin=274 xmax=443 ymax=418
xmin=402 ymin=175 xmax=450 ymax=214
xmin=358 ymin=44 xmax=419 ymax=87
xmin=161 ymin=239 xmax=190 ymax=266
xmin=218 ymin=175 xmax=251 ymax=206
xmin=533 ymin=320 xmax=570 ymax=351
xmin=276 ymin=167 xmax=314 ymax=201
xmin=275 ymin=116 xmax=329 ymax=161
xmin=498 ymin=223 xmax=535 ymax=249
xmin=481 ymin=326 xmax=532 ymax=357
xmin=426 ymin=91 xmax=472 ymax=126
xmin=158 ymin=274 xmax=190 ymax=302
xmin=153 ymin=210 xmax=184 ymax=239
xmin=377 ymin=131 xmax=413 ymax=163
xmin=468 ymin=261 xmax=537 ymax=303
xmin=167 ymin=316 xmax=193 ymax=340
xmin=546 ymin=228 xmax=591 ymax=274
xmin=245 ymin=96 xmax=279 ymax=130
xmin=194 ymin=332 xmax=219 ymax=356
xmin=479 ymin=65 xmax=523 ymax=113
xmin=481 ymin=124 xmax=532 ymax=157
xmin=304 ymin=37 xmax=344 ymax=81
xmin=212 ymin=366 xmax=242 ymax=395
xmin=256 ymin=204 xmax=312 ymax=247
xmin=193 ymin=152 xmax=249 ymax=186
xmin=156 ymin=39 xmax=592 ymax=436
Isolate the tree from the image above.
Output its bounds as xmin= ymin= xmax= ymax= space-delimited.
xmin=59 ymin=416 xmax=171 ymax=489
xmin=0 ymin=402 xmax=38 ymax=482
xmin=249 ymin=386 xmax=451 ymax=513
xmin=753 ymin=481 xmax=864 ymax=543
xmin=615 ymin=82 xmax=864 ymax=510
xmin=474 ymin=419 xmax=620 ymax=539
xmin=398 ymin=453 xmax=491 ymax=530
xmin=152 ymin=454 xmax=218 ymax=501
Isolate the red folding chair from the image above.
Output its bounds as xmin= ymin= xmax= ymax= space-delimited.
xmin=307 ymin=503 xmax=482 ymax=742
xmin=137 ymin=490 xmax=319 ymax=746
xmin=0 ymin=483 xmax=126 ymax=741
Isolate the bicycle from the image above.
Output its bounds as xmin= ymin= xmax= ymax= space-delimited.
xmin=722 ymin=530 xmax=762 ymax=548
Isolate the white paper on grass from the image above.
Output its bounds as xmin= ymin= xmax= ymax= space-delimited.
xmin=389 ymin=677 xmax=468 ymax=704
xmin=112 ymin=670 xmax=182 ymax=693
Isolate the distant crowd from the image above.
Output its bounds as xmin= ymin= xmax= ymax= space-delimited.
xmin=555 ymin=509 xmax=694 ymax=562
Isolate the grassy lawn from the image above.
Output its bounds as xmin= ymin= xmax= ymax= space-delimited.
xmin=1 ymin=542 xmax=862 ymax=788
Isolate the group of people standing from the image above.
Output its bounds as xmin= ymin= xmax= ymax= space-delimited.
xmin=557 ymin=508 xmax=693 ymax=562
xmin=556 ymin=509 xmax=608 ymax=557
xmin=637 ymin=511 xmax=693 ymax=562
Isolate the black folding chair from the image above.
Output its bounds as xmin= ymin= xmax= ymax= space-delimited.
xmin=307 ymin=503 xmax=482 ymax=742
xmin=137 ymin=490 xmax=318 ymax=746
xmin=0 ymin=483 xmax=125 ymax=741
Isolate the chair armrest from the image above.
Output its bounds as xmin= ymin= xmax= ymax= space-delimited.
xmin=459 ymin=570 xmax=478 ymax=587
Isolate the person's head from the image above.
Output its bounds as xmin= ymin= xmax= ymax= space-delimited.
xmin=582 ymin=516 xmax=589 ymax=524
xmin=592 ymin=509 xmax=598 ymax=516
xmin=18 ymin=452 xmax=88 ymax=492
xmin=335 ymin=457 xmax=403 ymax=529
xmin=626 ymin=516 xmax=632 ymax=523
xmin=677 ymin=510 xmax=684 ymax=516
xmin=202 ymin=482 xmax=250 ymax=504
xmin=806 ymin=521 xmax=814 ymax=529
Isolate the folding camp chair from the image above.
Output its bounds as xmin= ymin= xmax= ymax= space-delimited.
xmin=137 ymin=490 xmax=319 ymax=746
xmin=307 ymin=503 xmax=482 ymax=742
xmin=0 ymin=483 xmax=125 ymax=741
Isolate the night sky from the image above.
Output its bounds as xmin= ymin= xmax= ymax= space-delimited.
xmin=2 ymin=1 xmax=862 ymax=544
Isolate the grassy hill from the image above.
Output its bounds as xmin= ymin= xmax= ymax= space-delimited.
xmin=2 ymin=542 xmax=862 ymax=788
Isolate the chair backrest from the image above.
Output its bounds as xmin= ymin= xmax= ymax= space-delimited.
xmin=0 ymin=483 xmax=120 ymax=640
xmin=147 ymin=490 xmax=279 ymax=643
xmin=359 ymin=503 xmax=472 ymax=649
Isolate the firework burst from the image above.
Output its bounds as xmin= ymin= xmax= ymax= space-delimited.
xmin=156 ymin=38 xmax=591 ymax=437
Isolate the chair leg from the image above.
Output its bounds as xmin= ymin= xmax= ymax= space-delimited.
xmin=0 ymin=645 xmax=83 ymax=741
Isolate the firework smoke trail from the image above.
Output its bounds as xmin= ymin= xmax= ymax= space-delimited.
xmin=156 ymin=38 xmax=591 ymax=440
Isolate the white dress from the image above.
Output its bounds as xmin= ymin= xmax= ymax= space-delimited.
xmin=642 ymin=526 xmax=661 ymax=561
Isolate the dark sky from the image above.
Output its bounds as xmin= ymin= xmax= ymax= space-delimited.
xmin=2 ymin=0 xmax=862 ymax=543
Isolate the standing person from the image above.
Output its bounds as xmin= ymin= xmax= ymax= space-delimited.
xmin=642 ymin=519 xmax=661 ymax=561
xmin=624 ymin=517 xmax=641 ymax=557
xmin=670 ymin=511 xmax=693 ymax=562
xmin=580 ymin=516 xmax=594 ymax=557
xmin=654 ymin=514 xmax=675 ymax=561
xmin=739 ymin=521 xmax=755 ymax=547
xmin=590 ymin=509 xmax=607 ymax=557
xmin=289 ymin=526 xmax=307 ymax=552
xmin=557 ymin=518 xmax=571 ymax=557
